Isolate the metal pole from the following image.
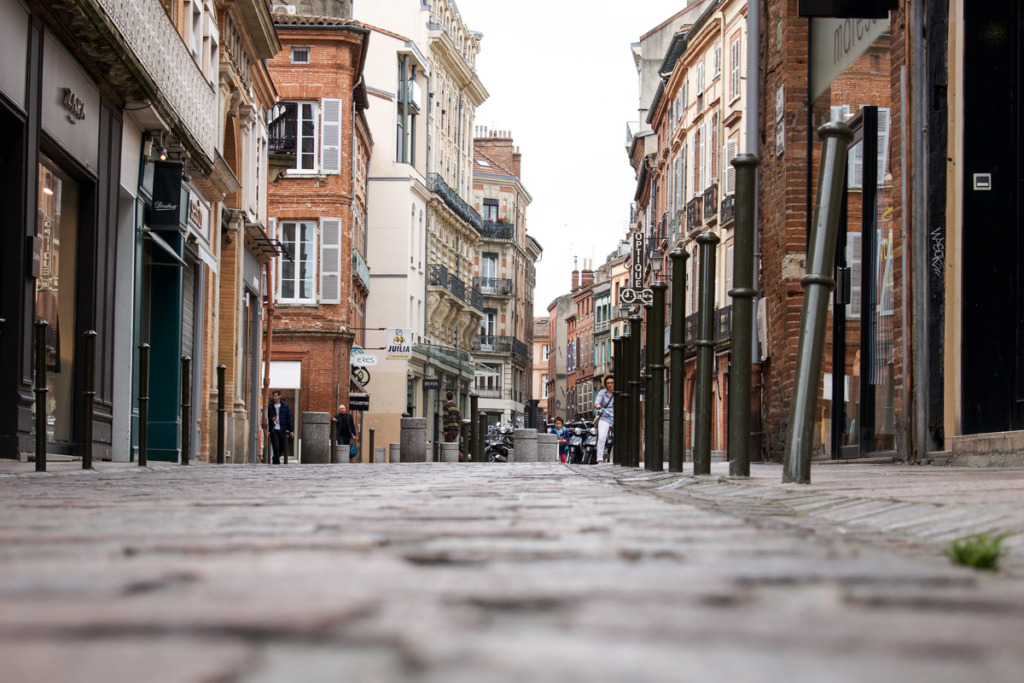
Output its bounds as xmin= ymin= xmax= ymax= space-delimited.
xmin=628 ymin=314 xmax=643 ymax=468
xmin=669 ymin=249 xmax=690 ymax=472
xmin=461 ymin=418 xmax=471 ymax=463
xmin=34 ymin=320 xmax=48 ymax=472
xmin=647 ymin=282 xmax=667 ymax=471
xmin=369 ymin=428 xmax=375 ymax=464
xmin=330 ymin=416 xmax=338 ymax=464
xmin=618 ymin=329 xmax=631 ymax=466
xmin=693 ymin=231 xmax=720 ymax=475
xmin=138 ymin=343 xmax=150 ymax=467
xmin=643 ymin=301 xmax=654 ymax=469
xmin=477 ymin=410 xmax=487 ymax=463
xmin=469 ymin=393 xmax=479 ymax=462
xmin=217 ymin=364 xmax=226 ymax=465
xmin=783 ymin=122 xmax=853 ymax=483
xmin=729 ymin=154 xmax=759 ymax=477
xmin=181 ymin=356 xmax=191 ymax=465
xmin=612 ymin=336 xmax=623 ymax=465
xmin=82 ymin=330 xmax=97 ymax=470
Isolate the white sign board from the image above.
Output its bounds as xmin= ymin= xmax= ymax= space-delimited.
xmin=385 ymin=328 xmax=412 ymax=360
xmin=811 ymin=15 xmax=889 ymax=102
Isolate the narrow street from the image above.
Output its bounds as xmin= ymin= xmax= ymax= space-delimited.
xmin=2 ymin=463 xmax=1023 ymax=682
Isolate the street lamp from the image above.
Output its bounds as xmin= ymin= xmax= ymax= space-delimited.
xmin=650 ymin=249 xmax=664 ymax=277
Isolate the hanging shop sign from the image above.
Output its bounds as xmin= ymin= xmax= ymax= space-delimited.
xmin=152 ymin=160 xmax=184 ymax=229
xmin=385 ymin=328 xmax=412 ymax=359
xmin=349 ymin=393 xmax=370 ymax=411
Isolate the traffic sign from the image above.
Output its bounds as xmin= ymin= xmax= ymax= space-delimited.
xmin=619 ymin=286 xmax=653 ymax=306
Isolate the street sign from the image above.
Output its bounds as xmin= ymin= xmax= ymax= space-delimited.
xmin=619 ymin=286 xmax=653 ymax=306
xmin=385 ymin=328 xmax=412 ymax=359
xmin=422 ymin=378 xmax=441 ymax=390
xmin=630 ymin=231 xmax=646 ymax=288
xmin=349 ymin=393 xmax=370 ymax=411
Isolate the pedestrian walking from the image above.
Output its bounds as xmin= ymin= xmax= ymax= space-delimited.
xmin=268 ymin=390 xmax=293 ymax=465
xmin=594 ymin=374 xmax=614 ymax=463
xmin=550 ymin=416 xmax=569 ymax=463
xmin=336 ymin=403 xmax=358 ymax=463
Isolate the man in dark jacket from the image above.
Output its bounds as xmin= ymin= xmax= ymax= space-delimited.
xmin=268 ymin=390 xmax=294 ymax=464
xmin=336 ymin=403 xmax=358 ymax=463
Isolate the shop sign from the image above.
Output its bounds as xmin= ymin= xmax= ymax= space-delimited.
xmin=810 ymin=15 xmax=889 ymax=102
xmin=385 ymin=328 xmax=412 ymax=359
xmin=152 ymin=161 xmax=184 ymax=229
xmin=187 ymin=192 xmax=211 ymax=243
xmin=349 ymin=393 xmax=370 ymax=411
xmin=422 ymin=378 xmax=441 ymax=390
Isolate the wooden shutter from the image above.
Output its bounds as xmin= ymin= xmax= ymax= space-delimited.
xmin=320 ymin=98 xmax=342 ymax=174
xmin=846 ymin=231 xmax=862 ymax=319
xmin=723 ymin=139 xmax=738 ymax=195
xmin=319 ymin=217 xmax=342 ymax=303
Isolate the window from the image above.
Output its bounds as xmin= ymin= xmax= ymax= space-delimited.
xmin=696 ymin=62 xmax=705 ymax=112
xmin=542 ymin=375 xmax=549 ymax=399
xmin=714 ymin=42 xmax=722 ymax=78
xmin=730 ymin=37 xmax=741 ymax=101
xmin=278 ymin=221 xmax=317 ymax=303
xmin=483 ymin=199 xmax=499 ymax=221
xmin=723 ymin=138 xmax=738 ymax=195
xmin=710 ymin=114 xmax=719 ymax=184
xmin=847 ymin=107 xmax=891 ymax=189
xmin=542 ymin=344 xmax=549 ymax=361
xmin=693 ymin=128 xmax=703 ymax=194
xmin=291 ymin=47 xmax=310 ymax=64
xmin=396 ymin=57 xmax=418 ymax=165
xmin=267 ymin=100 xmax=341 ymax=173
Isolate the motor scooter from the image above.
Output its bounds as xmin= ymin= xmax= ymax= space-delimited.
xmin=566 ymin=421 xmax=599 ymax=464
xmin=485 ymin=424 xmax=513 ymax=462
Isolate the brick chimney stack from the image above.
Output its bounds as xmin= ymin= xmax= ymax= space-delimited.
xmin=512 ymin=145 xmax=522 ymax=178
xmin=580 ymin=260 xmax=595 ymax=289
xmin=473 ymin=130 xmax=520 ymax=179
xmin=571 ymin=256 xmax=579 ymax=292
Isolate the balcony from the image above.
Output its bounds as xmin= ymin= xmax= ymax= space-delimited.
xmin=474 ymin=276 xmax=513 ymax=296
xmin=721 ymin=194 xmax=736 ymax=226
xmin=430 ymin=263 xmax=479 ymax=311
xmin=685 ymin=312 xmax=698 ymax=344
xmin=473 ymin=335 xmax=531 ymax=361
xmin=478 ymin=221 xmax=515 ymax=240
xmin=429 ymin=263 xmax=449 ymax=288
xmin=686 ymin=196 xmax=703 ymax=233
xmin=427 ymin=173 xmax=484 ymax=231
xmin=715 ymin=305 xmax=732 ymax=341
xmin=703 ymin=183 xmax=719 ymax=222
xmin=475 ymin=387 xmax=506 ymax=400
xmin=595 ymin=319 xmax=610 ymax=334
xmin=469 ymin=288 xmax=483 ymax=311
xmin=447 ymin=272 xmax=466 ymax=300
xmin=352 ymin=250 xmax=371 ymax=292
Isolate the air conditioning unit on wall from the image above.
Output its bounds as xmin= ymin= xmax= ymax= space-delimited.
xmin=272 ymin=4 xmax=297 ymax=14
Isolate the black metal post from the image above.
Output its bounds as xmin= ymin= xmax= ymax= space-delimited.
xmin=330 ymin=416 xmax=338 ymax=463
xmin=216 ymin=364 xmax=226 ymax=465
xmin=477 ymin=410 xmax=487 ymax=463
xmin=469 ymin=393 xmax=480 ymax=462
xmin=618 ymin=330 xmax=631 ymax=466
xmin=693 ymin=231 xmax=720 ymax=475
xmin=181 ymin=356 xmax=191 ymax=466
xmin=648 ymin=282 xmax=667 ymax=471
xmin=82 ymin=330 xmax=97 ymax=470
xmin=369 ymin=428 xmax=375 ymax=464
xmin=34 ymin=320 xmax=48 ymax=472
xmin=729 ymin=154 xmax=760 ymax=477
xmin=784 ymin=122 xmax=854 ymax=483
xmin=628 ymin=314 xmax=643 ymax=468
xmin=669 ymin=249 xmax=690 ymax=472
xmin=612 ymin=336 xmax=624 ymax=465
xmin=138 ymin=343 xmax=150 ymax=467
xmin=461 ymin=418 xmax=471 ymax=462
xmin=643 ymin=301 xmax=654 ymax=470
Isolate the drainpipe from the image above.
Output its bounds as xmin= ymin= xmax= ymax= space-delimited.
xmin=262 ymin=259 xmax=275 ymax=464
xmin=746 ymin=0 xmax=762 ymax=461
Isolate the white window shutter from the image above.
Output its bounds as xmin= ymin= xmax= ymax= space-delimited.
xmin=877 ymin=107 xmax=891 ymax=184
xmin=320 ymin=217 xmax=342 ymax=303
xmin=320 ymin=98 xmax=343 ymax=174
xmin=726 ymin=244 xmax=735 ymax=302
xmin=848 ymin=141 xmax=863 ymax=189
xmin=846 ymin=231 xmax=862 ymax=319
xmin=699 ymin=123 xmax=707 ymax=191
xmin=724 ymin=140 xmax=738 ymax=195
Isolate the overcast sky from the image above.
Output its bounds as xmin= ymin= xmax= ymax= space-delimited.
xmin=453 ymin=0 xmax=688 ymax=316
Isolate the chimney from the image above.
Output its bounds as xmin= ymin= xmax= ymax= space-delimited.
xmin=512 ymin=145 xmax=522 ymax=178
xmin=580 ymin=260 xmax=595 ymax=289
xmin=571 ymin=256 xmax=579 ymax=292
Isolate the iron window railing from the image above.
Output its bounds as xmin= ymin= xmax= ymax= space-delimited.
xmin=474 ymin=277 xmax=513 ymax=295
xmin=715 ymin=305 xmax=732 ymax=341
xmin=478 ymin=221 xmax=515 ymax=240
xmin=686 ymin=196 xmax=703 ymax=232
xmin=720 ymin=194 xmax=735 ymax=226
xmin=427 ymin=173 xmax=484 ymax=231
xmin=703 ymin=183 xmax=719 ymax=221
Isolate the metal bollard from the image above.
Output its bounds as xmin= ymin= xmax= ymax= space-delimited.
xmin=669 ymin=248 xmax=690 ymax=472
xmin=138 ymin=343 xmax=150 ymax=466
xmin=616 ymin=331 xmax=629 ymax=466
xmin=82 ymin=330 xmax=97 ymax=470
xmin=368 ymin=428 xmax=375 ymax=464
xmin=784 ymin=122 xmax=853 ymax=484
xmin=643 ymin=301 xmax=654 ymax=470
xmin=461 ymin=418 xmax=471 ymax=462
xmin=477 ymin=410 xmax=487 ymax=463
xmin=181 ymin=356 xmax=191 ymax=466
xmin=628 ymin=314 xmax=643 ymax=468
xmin=612 ymin=336 xmax=624 ymax=465
xmin=647 ymin=282 xmax=667 ymax=471
xmin=34 ymin=320 xmax=48 ymax=472
xmin=693 ymin=231 xmax=720 ymax=475
xmin=729 ymin=154 xmax=760 ymax=477
xmin=216 ymin=365 xmax=226 ymax=465
xmin=330 ymin=416 xmax=338 ymax=463
xmin=470 ymin=393 xmax=480 ymax=462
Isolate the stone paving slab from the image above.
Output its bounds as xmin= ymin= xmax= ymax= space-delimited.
xmin=0 ymin=462 xmax=1023 ymax=681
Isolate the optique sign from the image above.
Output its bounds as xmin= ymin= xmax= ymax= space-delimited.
xmin=631 ymin=230 xmax=646 ymax=288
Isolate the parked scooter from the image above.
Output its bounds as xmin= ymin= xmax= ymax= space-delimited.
xmin=485 ymin=424 xmax=513 ymax=462
xmin=566 ymin=420 xmax=599 ymax=464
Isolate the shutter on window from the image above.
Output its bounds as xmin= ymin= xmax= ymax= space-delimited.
xmin=877 ymin=107 xmax=891 ymax=184
xmin=698 ymin=128 xmax=706 ymax=191
xmin=724 ymin=140 xmax=738 ymax=195
xmin=726 ymin=244 xmax=735 ymax=302
xmin=320 ymin=217 xmax=342 ymax=304
xmin=847 ymin=231 xmax=862 ymax=319
xmin=848 ymin=140 xmax=863 ymax=189
xmin=320 ymin=98 xmax=342 ymax=174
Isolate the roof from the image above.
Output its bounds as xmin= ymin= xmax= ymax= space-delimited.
xmin=272 ymin=13 xmax=363 ymax=27
xmin=473 ymin=149 xmax=515 ymax=178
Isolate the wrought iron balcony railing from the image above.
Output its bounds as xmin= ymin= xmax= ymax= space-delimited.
xmin=478 ymin=221 xmax=515 ymax=240
xmin=469 ymin=288 xmax=483 ymax=311
xmin=427 ymin=173 xmax=484 ymax=231
xmin=474 ymin=277 xmax=513 ymax=296
xmin=428 ymin=263 xmax=449 ymax=287
xmin=684 ymin=312 xmax=699 ymax=344
xmin=473 ymin=335 xmax=530 ymax=361
xmin=703 ymin=183 xmax=719 ymax=221
xmin=720 ymin=194 xmax=736 ymax=226
xmin=686 ymin=196 xmax=703 ymax=232
xmin=715 ymin=305 xmax=732 ymax=341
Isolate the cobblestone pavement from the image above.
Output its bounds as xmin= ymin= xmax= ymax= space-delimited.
xmin=1 ymin=462 xmax=1023 ymax=682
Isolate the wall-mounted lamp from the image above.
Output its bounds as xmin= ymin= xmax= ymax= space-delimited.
xmin=650 ymin=249 xmax=664 ymax=274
